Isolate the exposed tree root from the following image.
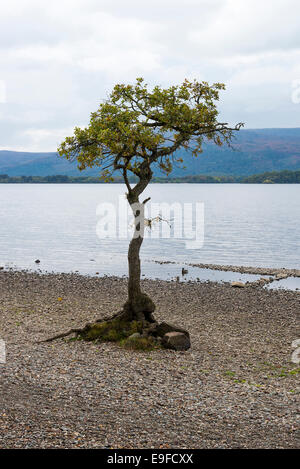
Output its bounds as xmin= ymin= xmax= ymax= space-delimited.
xmin=36 ymin=310 xmax=191 ymax=351
xmin=36 ymin=311 xmax=123 ymax=344
xmin=36 ymin=327 xmax=84 ymax=343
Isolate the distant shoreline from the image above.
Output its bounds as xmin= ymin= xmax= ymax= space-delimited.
xmin=152 ymin=260 xmax=300 ymax=278
xmin=0 ymin=169 xmax=300 ymax=184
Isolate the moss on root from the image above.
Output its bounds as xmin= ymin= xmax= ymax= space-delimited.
xmin=79 ymin=318 xmax=144 ymax=343
xmin=120 ymin=335 xmax=158 ymax=351
xmin=40 ymin=315 xmax=190 ymax=352
xmin=78 ymin=317 xmax=162 ymax=351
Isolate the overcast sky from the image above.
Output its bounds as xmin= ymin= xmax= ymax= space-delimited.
xmin=0 ymin=0 xmax=300 ymax=152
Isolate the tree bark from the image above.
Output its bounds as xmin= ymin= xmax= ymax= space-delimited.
xmin=122 ymin=180 xmax=155 ymax=322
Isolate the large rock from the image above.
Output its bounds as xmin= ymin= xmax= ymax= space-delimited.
xmin=162 ymin=332 xmax=191 ymax=351
xmin=152 ymin=321 xmax=190 ymax=339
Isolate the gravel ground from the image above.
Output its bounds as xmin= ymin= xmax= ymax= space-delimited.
xmin=0 ymin=269 xmax=299 ymax=449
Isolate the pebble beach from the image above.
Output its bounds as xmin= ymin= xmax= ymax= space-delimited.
xmin=0 ymin=269 xmax=299 ymax=449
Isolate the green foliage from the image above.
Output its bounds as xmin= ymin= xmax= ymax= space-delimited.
xmin=243 ymin=170 xmax=300 ymax=184
xmin=57 ymin=78 xmax=243 ymax=183
xmin=262 ymin=179 xmax=274 ymax=184
xmin=0 ymin=174 xmax=129 ymax=184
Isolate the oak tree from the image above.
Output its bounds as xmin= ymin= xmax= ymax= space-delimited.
xmin=58 ymin=78 xmax=243 ymax=332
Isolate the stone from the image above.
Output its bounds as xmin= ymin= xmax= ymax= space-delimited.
xmin=152 ymin=321 xmax=190 ymax=339
xmin=162 ymin=332 xmax=191 ymax=351
xmin=127 ymin=332 xmax=142 ymax=340
xmin=35 ymin=259 xmax=41 ymax=264
xmin=259 ymin=278 xmax=268 ymax=284
xmin=275 ymin=274 xmax=288 ymax=280
xmin=231 ymin=282 xmax=245 ymax=288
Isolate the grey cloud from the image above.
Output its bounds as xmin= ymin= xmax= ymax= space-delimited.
xmin=0 ymin=0 xmax=299 ymax=151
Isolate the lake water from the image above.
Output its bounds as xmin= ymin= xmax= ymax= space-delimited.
xmin=0 ymin=184 xmax=299 ymax=286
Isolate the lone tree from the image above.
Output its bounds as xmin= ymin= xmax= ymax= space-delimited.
xmin=57 ymin=78 xmax=243 ymax=348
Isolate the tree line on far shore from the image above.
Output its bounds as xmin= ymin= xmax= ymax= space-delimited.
xmin=0 ymin=169 xmax=299 ymax=184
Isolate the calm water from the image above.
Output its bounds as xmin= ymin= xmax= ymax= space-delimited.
xmin=0 ymin=184 xmax=299 ymax=283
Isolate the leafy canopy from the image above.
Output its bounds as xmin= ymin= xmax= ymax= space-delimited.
xmin=58 ymin=78 xmax=243 ymax=184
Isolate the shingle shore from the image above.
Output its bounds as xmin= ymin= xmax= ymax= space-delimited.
xmin=0 ymin=270 xmax=299 ymax=448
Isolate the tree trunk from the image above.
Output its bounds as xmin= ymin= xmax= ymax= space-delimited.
xmin=40 ymin=172 xmax=190 ymax=350
xmin=122 ymin=197 xmax=155 ymax=322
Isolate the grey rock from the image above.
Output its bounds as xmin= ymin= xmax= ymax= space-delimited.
xmin=152 ymin=321 xmax=190 ymax=339
xmin=127 ymin=333 xmax=142 ymax=340
xmin=162 ymin=332 xmax=191 ymax=351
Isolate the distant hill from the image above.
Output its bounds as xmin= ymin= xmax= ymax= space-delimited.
xmin=1 ymin=128 xmax=300 ymax=177
xmin=1 ymin=170 xmax=299 ymax=184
